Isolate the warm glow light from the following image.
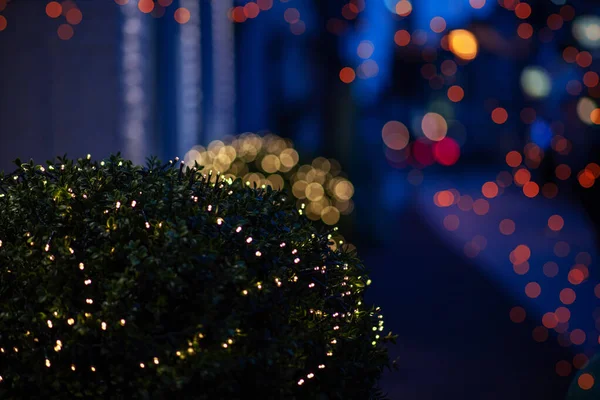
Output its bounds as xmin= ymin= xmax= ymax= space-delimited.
xmin=448 ymin=29 xmax=478 ymax=60
xmin=421 ymin=113 xmax=448 ymax=141
xmin=174 ymin=8 xmax=191 ymax=24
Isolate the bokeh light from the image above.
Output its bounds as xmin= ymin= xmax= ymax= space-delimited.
xmin=448 ymin=29 xmax=478 ymax=60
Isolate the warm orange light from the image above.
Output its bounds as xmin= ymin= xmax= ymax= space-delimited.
xmin=382 ymin=121 xmax=409 ymax=150
xmin=435 ymin=190 xmax=455 ymax=207
xmin=448 ymin=29 xmax=478 ymax=60
xmin=578 ymin=169 xmax=595 ymax=188
xmin=0 ymin=15 xmax=6 ymax=32
xmin=586 ymin=163 xmax=600 ymax=178
xmin=46 ymin=1 xmax=62 ymax=18
xmin=517 ymin=23 xmax=533 ymax=39
xmin=231 ymin=7 xmax=246 ymax=23
xmin=505 ymin=151 xmax=522 ymax=167
xmin=138 ymin=0 xmax=154 ymax=13
xmin=523 ymin=181 xmax=539 ymax=198
xmin=174 ymin=8 xmax=191 ymax=24
xmin=66 ymin=8 xmax=82 ymax=25
xmin=514 ymin=3 xmax=531 ymax=19
xmin=158 ymin=0 xmax=173 ymax=6
xmin=578 ymin=373 xmax=595 ymax=390
xmin=481 ymin=181 xmax=498 ymax=198
xmin=491 ymin=107 xmax=508 ymax=124
xmin=447 ymin=85 xmax=464 ymax=102
xmin=514 ymin=168 xmax=531 ymax=186
xmin=394 ymin=30 xmax=411 ymax=46
xmin=339 ymin=67 xmax=355 ymax=84
xmin=591 ymin=109 xmax=600 ymax=125
xmin=395 ymin=0 xmax=412 ymax=17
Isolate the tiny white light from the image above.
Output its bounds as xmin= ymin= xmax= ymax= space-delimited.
xmin=87 ymin=154 xmax=91 ymax=160
xmin=91 ymin=366 xmax=96 ymax=372
xmin=207 ymin=205 xmax=212 ymax=211
xmin=154 ymin=357 xmax=159 ymax=364
xmin=318 ymin=364 xmax=325 ymax=369
xmin=246 ymin=237 xmax=253 ymax=244
xmin=84 ymin=279 xmax=91 ymax=285
xmin=236 ymin=226 xmax=242 ymax=233
xmin=44 ymin=244 xmax=50 ymax=252
xmin=280 ymin=242 xmax=286 ymax=247
xmin=45 ymin=359 xmax=51 ymax=367
xmin=86 ymin=299 xmax=93 ymax=304
xmin=71 ymin=365 xmax=76 ymax=371
xmin=67 ymin=318 xmax=75 ymax=325
xmin=101 ymin=322 xmax=107 ymax=330
xmin=140 ymin=363 xmax=145 ymax=368
xmin=131 ymin=200 xmax=137 ymax=207
xmin=120 ymin=319 xmax=126 ymax=326
xmin=255 ymin=251 xmax=262 ymax=257
xmin=47 ymin=320 xmax=53 ymax=328
xmin=145 ymin=222 xmax=151 ymax=229
xmin=298 ymin=379 xmax=304 ymax=386
xmin=217 ymin=218 xmax=224 ymax=225
xmin=307 ymin=373 xmax=314 ymax=379
xmin=116 ymin=201 xmax=121 ymax=209
xmin=79 ymin=263 xmax=85 ymax=270
xmin=294 ymin=258 xmax=300 ymax=264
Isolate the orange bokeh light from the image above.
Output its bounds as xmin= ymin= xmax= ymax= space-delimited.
xmin=514 ymin=3 xmax=531 ymax=19
xmin=469 ymin=0 xmax=486 ymax=9
xmin=578 ymin=373 xmax=595 ymax=390
xmin=174 ymin=7 xmax=191 ymax=24
xmin=517 ymin=23 xmax=533 ymax=39
xmin=435 ymin=190 xmax=455 ymax=207
xmin=591 ymin=109 xmax=600 ymax=125
xmin=394 ymin=30 xmax=411 ymax=46
xmin=513 ymin=168 xmax=531 ymax=186
xmin=506 ymin=150 xmax=522 ymax=167
xmin=339 ymin=67 xmax=355 ymax=83
xmin=396 ymin=0 xmax=412 ymax=17
xmin=447 ymin=85 xmax=464 ymax=102
xmin=491 ymin=107 xmax=508 ymax=124
xmin=481 ymin=181 xmax=498 ymax=198
xmin=138 ymin=0 xmax=154 ymax=13
xmin=0 ymin=15 xmax=6 ymax=32
xmin=46 ymin=1 xmax=62 ymax=18
xmin=578 ymin=169 xmax=595 ymax=188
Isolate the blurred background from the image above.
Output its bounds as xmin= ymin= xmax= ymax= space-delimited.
xmin=1 ymin=0 xmax=600 ymax=398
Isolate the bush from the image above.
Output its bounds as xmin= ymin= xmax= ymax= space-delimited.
xmin=0 ymin=154 xmax=395 ymax=399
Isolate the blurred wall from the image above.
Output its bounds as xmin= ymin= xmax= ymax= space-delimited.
xmin=0 ymin=1 xmax=121 ymax=172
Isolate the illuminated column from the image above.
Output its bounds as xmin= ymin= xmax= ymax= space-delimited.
xmin=120 ymin=1 xmax=153 ymax=164
xmin=176 ymin=0 xmax=202 ymax=158
xmin=208 ymin=0 xmax=236 ymax=142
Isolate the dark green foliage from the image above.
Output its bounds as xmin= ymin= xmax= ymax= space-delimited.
xmin=0 ymin=154 xmax=396 ymax=399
